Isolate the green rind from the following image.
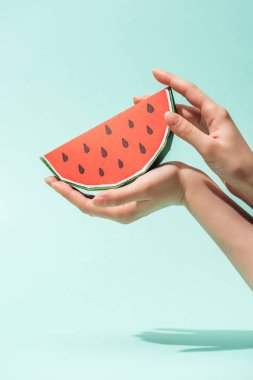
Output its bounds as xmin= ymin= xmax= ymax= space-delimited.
xmin=150 ymin=86 xmax=176 ymax=168
xmin=40 ymin=87 xmax=177 ymax=191
xmin=40 ymin=156 xmax=61 ymax=180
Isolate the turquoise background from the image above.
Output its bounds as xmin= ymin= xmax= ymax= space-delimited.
xmin=1 ymin=0 xmax=253 ymax=379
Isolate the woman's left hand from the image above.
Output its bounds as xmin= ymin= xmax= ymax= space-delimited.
xmin=45 ymin=161 xmax=187 ymax=224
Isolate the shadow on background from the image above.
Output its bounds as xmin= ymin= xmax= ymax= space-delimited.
xmin=135 ymin=328 xmax=253 ymax=352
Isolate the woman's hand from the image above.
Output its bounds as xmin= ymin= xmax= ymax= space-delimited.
xmin=135 ymin=69 xmax=253 ymax=207
xmin=45 ymin=162 xmax=188 ymax=224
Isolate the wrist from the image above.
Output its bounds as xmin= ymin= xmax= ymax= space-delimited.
xmin=180 ymin=165 xmax=202 ymax=208
xmin=225 ymin=151 xmax=253 ymax=207
xmin=245 ymin=152 xmax=253 ymax=187
xmin=178 ymin=165 xmax=208 ymax=208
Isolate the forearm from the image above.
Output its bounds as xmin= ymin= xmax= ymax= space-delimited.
xmin=181 ymin=167 xmax=253 ymax=290
xmin=226 ymin=151 xmax=253 ymax=208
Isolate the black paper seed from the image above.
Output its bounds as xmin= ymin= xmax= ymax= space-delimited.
xmin=83 ymin=143 xmax=90 ymax=153
xmin=122 ymin=138 xmax=129 ymax=148
xmin=62 ymin=152 xmax=68 ymax=162
xmin=147 ymin=103 xmax=154 ymax=113
xmin=146 ymin=125 xmax=153 ymax=135
xmin=78 ymin=164 xmax=85 ymax=174
xmin=128 ymin=119 xmax=134 ymax=128
xmin=105 ymin=124 xmax=112 ymax=135
xmin=99 ymin=168 xmax=104 ymax=177
xmin=139 ymin=143 xmax=146 ymax=154
xmin=118 ymin=159 xmax=124 ymax=168
xmin=101 ymin=147 xmax=108 ymax=158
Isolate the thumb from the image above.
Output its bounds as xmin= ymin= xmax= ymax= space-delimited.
xmin=93 ymin=181 xmax=149 ymax=207
xmin=165 ymin=111 xmax=209 ymax=155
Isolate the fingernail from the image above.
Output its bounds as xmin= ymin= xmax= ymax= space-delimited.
xmin=44 ymin=178 xmax=54 ymax=187
xmin=165 ymin=111 xmax=179 ymax=126
xmin=152 ymin=68 xmax=164 ymax=74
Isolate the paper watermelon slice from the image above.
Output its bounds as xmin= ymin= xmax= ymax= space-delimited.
xmin=40 ymin=86 xmax=176 ymax=191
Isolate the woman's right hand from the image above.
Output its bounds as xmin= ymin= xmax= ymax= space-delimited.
xmin=134 ymin=69 xmax=253 ymax=207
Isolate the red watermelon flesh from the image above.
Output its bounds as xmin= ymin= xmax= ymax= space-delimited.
xmin=41 ymin=87 xmax=175 ymax=191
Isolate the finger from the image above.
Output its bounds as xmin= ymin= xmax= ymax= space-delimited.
xmin=133 ymin=94 xmax=150 ymax=104
xmin=133 ymin=94 xmax=207 ymax=134
xmin=93 ymin=179 xmax=150 ymax=207
xmin=133 ymin=96 xmax=201 ymax=123
xmin=131 ymin=97 xmax=206 ymax=133
xmin=176 ymin=103 xmax=200 ymax=123
xmin=176 ymin=104 xmax=208 ymax=134
xmin=44 ymin=176 xmax=58 ymax=186
xmin=165 ymin=111 xmax=210 ymax=155
xmin=50 ymin=181 xmax=93 ymax=211
xmin=49 ymin=180 xmax=138 ymax=221
xmin=133 ymin=96 xmax=144 ymax=105
xmin=152 ymin=69 xmax=218 ymax=116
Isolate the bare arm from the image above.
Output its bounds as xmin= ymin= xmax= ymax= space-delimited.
xmin=181 ymin=166 xmax=253 ymax=289
xmin=45 ymin=162 xmax=253 ymax=289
